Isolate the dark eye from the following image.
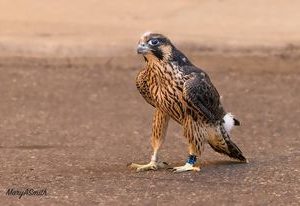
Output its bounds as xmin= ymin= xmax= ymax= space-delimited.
xmin=148 ymin=39 xmax=159 ymax=46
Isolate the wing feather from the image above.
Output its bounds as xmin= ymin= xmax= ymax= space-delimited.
xmin=183 ymin=72 xmax=225 ymax=122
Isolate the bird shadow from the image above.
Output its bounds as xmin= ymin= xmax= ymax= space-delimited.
xmin=201 ymin=159 xmax=249 ymax=168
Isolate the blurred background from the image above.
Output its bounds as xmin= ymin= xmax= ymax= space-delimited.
xmin=0 ymin=1 xmax=299 ymax=205
xmin=0 ymin=0 xmax=300 ymax=56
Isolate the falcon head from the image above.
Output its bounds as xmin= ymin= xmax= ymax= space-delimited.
xmin=137 ymin=32 xmax=192 ymax=65
xmin=137 ymin=32 xmax=173 ymax=61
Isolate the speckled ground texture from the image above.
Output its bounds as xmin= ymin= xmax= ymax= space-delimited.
xmin=0 ymin=54 xmax=299 ymax=206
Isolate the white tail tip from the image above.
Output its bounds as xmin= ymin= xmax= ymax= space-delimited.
xmin=223 ymin=113 xmax=235 ymax=133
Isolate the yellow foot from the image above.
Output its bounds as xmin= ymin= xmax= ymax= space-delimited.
xmin=128 ymin=161 xmax=168 ymax=172
xmin=171 ymin=163 xmax=200 ymax=173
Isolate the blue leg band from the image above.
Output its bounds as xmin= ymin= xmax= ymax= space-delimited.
xmin=186 ymin=155 xmax=197 ymax=165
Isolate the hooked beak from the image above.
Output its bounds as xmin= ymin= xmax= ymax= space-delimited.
xmin=137 ymin=43 xmax=151 ymax=54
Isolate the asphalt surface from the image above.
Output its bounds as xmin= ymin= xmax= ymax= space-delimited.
xmin=0 ymin=54 xmax=299 ymax=205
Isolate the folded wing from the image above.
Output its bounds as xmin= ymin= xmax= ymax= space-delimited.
xmin=183 ymin=72 xmax=225 ymax=123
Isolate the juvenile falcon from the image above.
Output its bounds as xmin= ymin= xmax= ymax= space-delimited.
xmin=129 ymin=32 xmax=247 ymax=172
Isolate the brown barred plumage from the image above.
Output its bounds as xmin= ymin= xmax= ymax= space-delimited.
xmin=130 ymin=32 xmax=247 ymax=173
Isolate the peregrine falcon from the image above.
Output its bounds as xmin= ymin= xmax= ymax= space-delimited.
xmin=129 ymin=32 xmax=247 ymax=172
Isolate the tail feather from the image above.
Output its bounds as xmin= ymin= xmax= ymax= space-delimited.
xmin=221 ymin=124 xmax=247 ymax=162
xmin=233 ymin=118 xmax=240 ymax=126
xmin=208 ymin=122 xmax=247 ymax=162
xmin=208 ymin=138 xmax=247 ymax=162
xmin=225 ymin=138 xmax=247 ymax=162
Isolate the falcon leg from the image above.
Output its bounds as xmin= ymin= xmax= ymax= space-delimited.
xmin=172 ymin=154 xmax=200 ymax=173
xmin=129 ymin=109 xmax=170 ymax=172
xmin=129 ymin=151 xmax=168 ymax=172
xmin=172 ymin=118 xmax=204 ymax=173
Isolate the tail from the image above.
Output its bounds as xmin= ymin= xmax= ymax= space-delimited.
xmin=208 ymin=116 xmax=247 ymax=162
xmin=221 ymin=114 xmax=246 ymax=162
xmin=222 ymin=113 xmax=240 ymax=134
xmin=208 ymin=136 xmax=247 ymax=162
xmin=224 ymin=138 xmax=247 ymax=162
